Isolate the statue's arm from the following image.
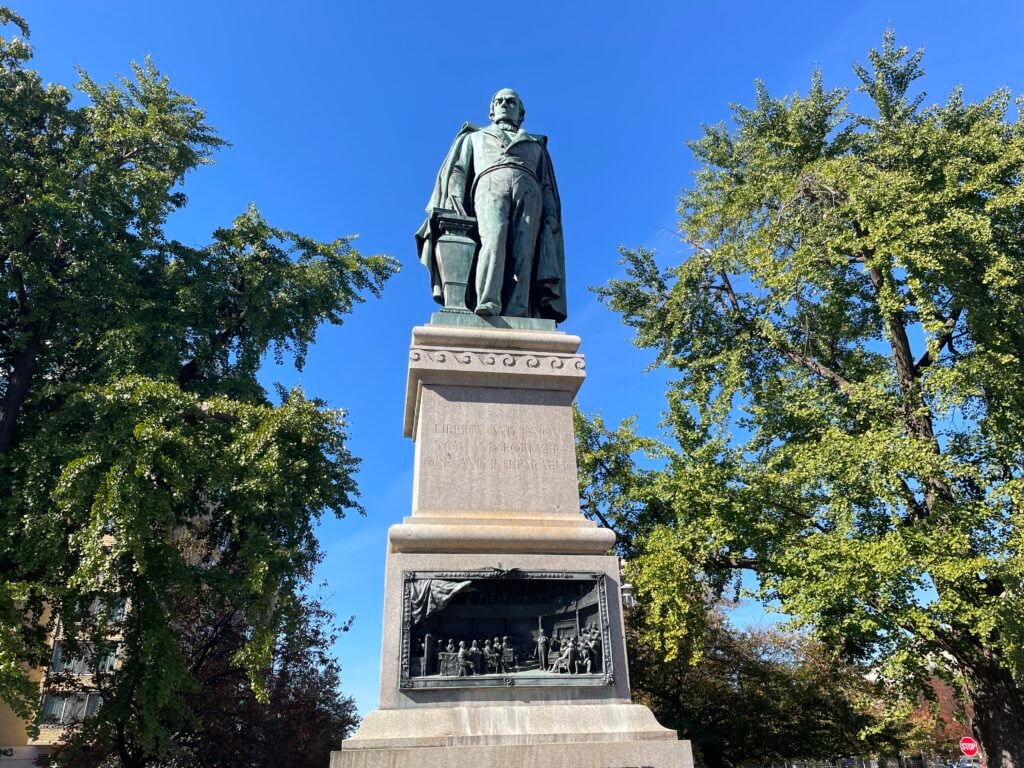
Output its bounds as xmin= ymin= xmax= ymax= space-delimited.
xmin=445 ymin=133 xmax=474 ymax=211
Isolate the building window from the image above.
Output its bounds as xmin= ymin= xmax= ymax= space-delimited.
xmin=95 ymin=596 xmax=127 ymax=623
xmin=50 ymin=642 xmax=118 ymax=676
xmin=40 ymin=692 xmax=101 ymax=725
xmin=96 ymin=645 xmax=117 ymax=674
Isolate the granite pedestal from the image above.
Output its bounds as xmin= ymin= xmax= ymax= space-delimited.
xmin=332 ymin=321 xmax=692 ymax=768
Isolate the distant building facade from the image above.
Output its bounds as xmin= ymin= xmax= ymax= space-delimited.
xmin=0 ymin=596 xmax=125 ymax=766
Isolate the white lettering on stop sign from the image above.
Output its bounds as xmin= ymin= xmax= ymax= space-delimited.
xmin=960 ymin=737 xmax=979 ymax=757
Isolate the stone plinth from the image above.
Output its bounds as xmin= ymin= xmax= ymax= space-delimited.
xmin=333 ymin=323 xmax=692 ymax=768
xmin=394 ymin=324 xmax=614 ymax=555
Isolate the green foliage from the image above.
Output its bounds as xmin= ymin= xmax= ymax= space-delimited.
xmin=628 ymin=608 xmax=916 ymax=768
xmin=0 ymin=11 xmax=397 ymax=761
xmin=55 ymin=591 xmax=360 ymax=768
xmin=582 ymin=31 xmax=1024 ymax=762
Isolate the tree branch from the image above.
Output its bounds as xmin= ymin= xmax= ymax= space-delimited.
xmin=705 ymin=554 xmax=764 ymax=571
xmin=915 ymin=307 xmax=963 ymax=372
xmin=181 ymin=404 xmax=239 ymax=425
xmin=715 ymin=269 xmax=856 ymax=395
xmin=897 ymin=476 xmax=930 ymax=525
xmin=579 ymin=498 xmax=622 ymax=538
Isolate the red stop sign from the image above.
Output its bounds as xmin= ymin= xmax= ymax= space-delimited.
xmin=961 ymin=737 xmax=979 ymax=757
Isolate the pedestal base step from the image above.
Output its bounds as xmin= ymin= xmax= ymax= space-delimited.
xmin=333 ymin=704 xmax=693 ymax=768
xmin=332 ymin=738 xmax=693 ymax=768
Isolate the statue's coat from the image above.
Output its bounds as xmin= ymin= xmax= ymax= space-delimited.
xmin=415 ymin=122 xmax=568 ymax=323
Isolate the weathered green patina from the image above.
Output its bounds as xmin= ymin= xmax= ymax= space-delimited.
xmin=416 ymin=89 xmax=567 ymax=323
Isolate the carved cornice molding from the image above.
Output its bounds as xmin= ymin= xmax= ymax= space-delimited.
xmin=403 ymin=325 xmax=587 ymax=438
xmin=409 ymin=347 xmax=585 ymax=375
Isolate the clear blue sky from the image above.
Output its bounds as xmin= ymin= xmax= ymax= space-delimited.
xmin=18 ymin=0 xmax=1024 ymax=716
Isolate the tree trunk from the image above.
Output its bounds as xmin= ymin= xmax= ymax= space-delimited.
xmin=0 ymin=321 xmax=43 ymax=454
xmin=964 ymin=660 xmax=1024 ymax=768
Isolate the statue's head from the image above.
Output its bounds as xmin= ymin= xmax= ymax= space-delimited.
xmin=489 ymin=88 xmax=524 ymax=128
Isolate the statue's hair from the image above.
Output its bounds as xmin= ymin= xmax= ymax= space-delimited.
xmin=489 ymin=88 xmax=525 ymax=127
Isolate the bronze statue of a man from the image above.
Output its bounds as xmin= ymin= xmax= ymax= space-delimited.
xmin=416 ymin=89 xmax=567 ymax=321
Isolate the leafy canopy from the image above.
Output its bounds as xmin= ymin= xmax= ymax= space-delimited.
xmin=56 ymin=590 xmax=360 ymax=768
xmin=627 ymin=606 xmax=928 ymax=768
xmin=0 ymin=9 xmax=398 ymax=759
xmin=582 ymin=30 xmax=1024 ymax=754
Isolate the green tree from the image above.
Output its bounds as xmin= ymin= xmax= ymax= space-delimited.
xmin=0 ymin=9 xmax=397 ymax=764
xmin=628 ymin=606 xmax=913 ymax=768
xmin=54 ymin=591 xmax=359 ymax=768
xmin=583 ymin=32 xmax=1024 ymax=767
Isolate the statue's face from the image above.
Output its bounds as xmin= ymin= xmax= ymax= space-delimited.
xmin=490 ymin=89 xmax=523 ymax=127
